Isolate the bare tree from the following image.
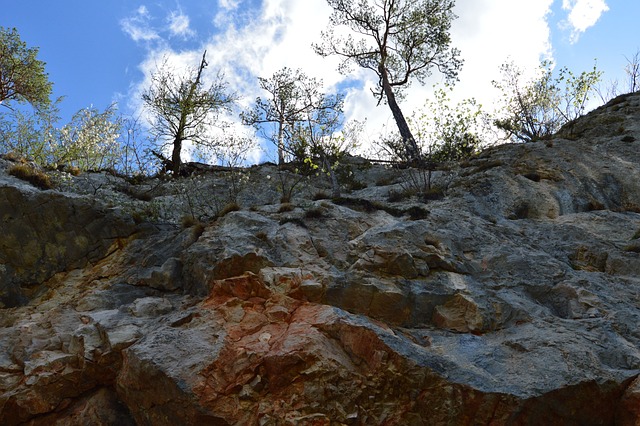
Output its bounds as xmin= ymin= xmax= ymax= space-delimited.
xmin=314 ymin=0 xmax=462 ymax=161
xmin=623 ymin=50 xmax=640 ymax=94
xmin=142 ymin=51 xmax=236 ymax=175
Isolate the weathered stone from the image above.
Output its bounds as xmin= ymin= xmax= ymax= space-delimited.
xmin=432 ymin=293 xmax=484 ymax=333
xmin=2 ymin=92 xmax=640 ymax=424
xmin=619 ymin=376 xmax=640 ymax=425
xmin=0 ymin=186 xmax=135 ymax=307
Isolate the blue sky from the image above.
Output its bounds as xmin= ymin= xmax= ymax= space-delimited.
xmin=2 ymin=0 xmax=639 ymax=158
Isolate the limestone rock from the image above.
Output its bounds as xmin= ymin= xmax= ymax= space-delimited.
xmin=1 ymin=92 xmax=640 ymax=424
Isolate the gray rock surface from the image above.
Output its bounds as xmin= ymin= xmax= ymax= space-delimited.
xmin=1 ymin=92 xmax=639 ymax=424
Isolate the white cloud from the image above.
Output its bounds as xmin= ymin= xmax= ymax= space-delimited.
xmin=120 ymin=6 xmax=160 ymax=43
xmin=168 ymin=10 xmax=195 ymax=39
xmin=218 ymin=0 xmax=241 ymax=11
xmin=125 ymin=0 xmax=560 ymax=160
xmin=561 ymin=0 xmax=609 ymax=43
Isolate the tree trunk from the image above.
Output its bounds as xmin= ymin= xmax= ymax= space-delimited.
xmin=171 ymin=51 xmax=208 ymax=176
xmin=172 ymin=137 xmax=182 ymax=175
xmin=277 ymin=113 xmax=285 ymax=165
xmin=323 ymin=155 xmax=341 ymax=199
xmin=379 ymin=64 xmax=421 ymax=161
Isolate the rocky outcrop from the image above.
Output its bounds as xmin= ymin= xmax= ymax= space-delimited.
xmin=1 ymin=93 xmax=640 ymax=424
xmin=0 ymin=175 xmax=136 ymax=308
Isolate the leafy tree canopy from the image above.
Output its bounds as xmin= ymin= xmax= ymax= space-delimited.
xmin=493 ymin=60 xmax=602 ymax=142
xmin=0 ymin=27 xmax=52 ymax=110
xmin=142 ymin=51 xmax=236 ymax=175
xmin=314 ymin=0 xmax=462 ymax=161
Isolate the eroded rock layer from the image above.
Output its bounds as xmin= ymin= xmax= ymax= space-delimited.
xmin=1 ymin=93 xmax=640 ymax=425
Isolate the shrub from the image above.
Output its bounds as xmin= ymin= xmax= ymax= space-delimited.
xmin=8 ymin=163 xmax=53 ymax=189
xmin=493 ymin=60 xmax=602 ymax=142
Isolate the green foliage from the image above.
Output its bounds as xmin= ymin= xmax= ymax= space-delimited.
xmin=493 ymin=60 xmax=602 ymax=142
xmin=404 ymin=205 xmax=430 ymax=220
xmin=8 ymin=163 xmax=53 ymax=189
xmin=241 ymin=67 xmax=321 ymax=165
xmin=410 ymin=85 xmax=485 ymax=162
xmin=142 ymin=51 xmax=236 ymax=175
xmin=294 ymin=108 xmax=362 ymax=198
xmin=57 ymin=104 xmax=122 ymax=170
xmin=0 ymin=27 xmax=52 ymax=109
xmin=0 ymin=100 xmax=123 ymax=171
xmin=315 ymin=0 xmax=462 ymax=160
xmin=0 ymin=98 xmax=60 ymax=164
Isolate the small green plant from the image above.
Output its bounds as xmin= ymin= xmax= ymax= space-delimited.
xmin=623 ymin=243 xmax=640 ymax=253
xmin=632 ymin=228 xmax=640 ymax=240
xmin=8 ymin=163 xmax=53 ymax=189
xmin=422 ymin=187 xmax=445 ymax=201
xmin=129 ymin=200 xmax=161 ymax=224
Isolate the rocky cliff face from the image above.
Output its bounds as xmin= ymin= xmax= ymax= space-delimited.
xmin=1 ymin=93 xmax=640 ymax=425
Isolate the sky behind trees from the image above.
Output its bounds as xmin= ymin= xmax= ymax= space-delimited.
xmin=2 ymin=0 xmax=637 ymax=161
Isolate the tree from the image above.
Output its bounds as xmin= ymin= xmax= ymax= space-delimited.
xmin=0 ymin=98 xmax=60 ymax=164
xmin=314 ymin=0 xmax=462 ymax=161
xmin=623 ymin=50 xmax=640 ymax=94
xmin=493 ymin=60 xmax=601 ymax=142
xmin=410 ymin=85 xmax=484 ymax=162
xmin=117 ymin=115 xmax=158 ymax=177
xmin=292 ymin=92 xmax=360 ymax=198
xmin=0 ymin=27 xmax=52 ymax=109
xmin=57 ymin=104 xmax=122 ymax=171
xmin=241 ymin=67 xmax=324 ymax=165
xmin=142 ymin=51 xmax=236 ymax=175
xmin=596 ymin=50 xmax=640 ymax=103
xmin=0 ymin=100 xmax=124 ymax=171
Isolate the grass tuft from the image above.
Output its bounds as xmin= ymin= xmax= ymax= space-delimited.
xmin=218 ymin=202 xmax=241 ymax=218
xmin=8 ymin=163 xmax=54 ymax=190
